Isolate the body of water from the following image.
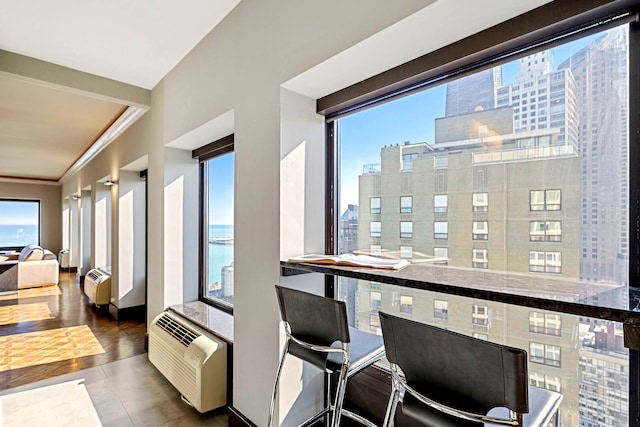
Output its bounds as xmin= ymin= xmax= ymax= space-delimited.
xmin=0 ymin=225 xmax=39 ymax=247
xmin=208 ymin=224 xmax=233 ymax=286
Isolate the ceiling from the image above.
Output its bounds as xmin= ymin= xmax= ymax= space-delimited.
xmin=0 ymin=0 xmax=241 ymax=183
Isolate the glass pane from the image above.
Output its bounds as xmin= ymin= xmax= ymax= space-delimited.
xmin=400 ymin=196 xmax=413 ymax=213
xmin=0 ymin=200 xmax=39 ymax=247
xmin=204 ymin=152 xmax=234 ymax=306
xmin=336 ymin=25 xmax=631 ymax=423
xmin=337 ymin=24 xmax=630 ymax=311
xmin=370 ymin=197 xmax=381 ymax=214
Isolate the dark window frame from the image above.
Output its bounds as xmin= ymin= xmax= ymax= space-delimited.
xmin=321 ymin=2 xmax=640 ymax=420
xmin=195 ymin=135 xmax=234 ymax=315
xmin=0 ymin=199 xmax=41 ymax=251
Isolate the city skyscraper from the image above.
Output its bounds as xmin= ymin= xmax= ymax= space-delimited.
xmin=558 ymin=27 xmax=629 ymax=287
xmin=445 ymin=67 xmax=502 ymax=116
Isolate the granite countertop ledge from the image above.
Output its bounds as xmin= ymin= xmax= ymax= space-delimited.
xmin=169 ymin=301 xmax=233 ymax=344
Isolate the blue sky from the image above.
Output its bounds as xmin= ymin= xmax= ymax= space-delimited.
xmin=207 ymin=151 xmax=234 ymax=225
xmin=0 ymin=201 xmax=39 ymax=225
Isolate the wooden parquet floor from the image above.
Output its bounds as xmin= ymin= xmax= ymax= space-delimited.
xmin=0 ymin=272 xmax=147 ymax=390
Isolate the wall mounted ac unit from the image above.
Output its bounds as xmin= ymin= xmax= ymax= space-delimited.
xmin=83 ymin=268 xmax=111 ymax=306
xmin=149 ymin=311 xmax=227 ymax=413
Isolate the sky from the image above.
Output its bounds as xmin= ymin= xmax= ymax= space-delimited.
xmin=207 ymin=151 xmax=234 ymax=225
xmin=338 ymin=29 xmax=606 ymax=211
xmin=0 ymin=200 xmax=39 ymax=225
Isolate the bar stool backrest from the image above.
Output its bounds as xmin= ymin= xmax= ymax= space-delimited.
xmin=380 ymin=312 xmax=529 ymax=418
xmin=275 ymin=285 xmax=350 ymax=370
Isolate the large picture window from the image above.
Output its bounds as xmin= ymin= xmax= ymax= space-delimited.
xmin=330 ymin=11 xmax=633 ymax=425
xmin=197 ymin=137 xmax=234 ymax=310
xmin=0 ymin=200 xmax=39 ymax=249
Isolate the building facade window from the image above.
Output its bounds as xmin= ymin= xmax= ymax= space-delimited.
xmin=530 ymin=373 xmax=561 ymax=392
xmin=400 ymin=196 xmax=413 ymax=213
xmin=530 ymin=251 xmax=562 ymax=274
xmin=472 ymin=221 xmax=488 ymax=240
xmin=402 ymin=153 xmax=419 ymax=170
xmin=433 ymin=247 xmax=448 ymax=265
xmin=472 ymin=304 xmax=489 ymax=326
xmin=472 ymin=192 xmax=488 ymax=212
xmin=434 ymin=299 xmax=448 ymax=319
xmin=530 ymin=189 xmax=561 ymax=211
xmin=472 ymin=248 xmax=488 ymax=269
xmin=400 ymin=246 xmax=413 ymax=258
xmin=530 ymin=342 xmax=561 ymax=367
xmin=200 ymin=143 xmax=234 ymax=309
xmin=529 ymin=312 xmax=561 ymax=336
xmin=400 ymin=221 xmax=413 ymax=238
xmin=530 ymin=221 xmax=562 ymax=242
xmin=369 ymin=314 xmax=381 ymax=334
xmin=434 ymin=194 xmax=448 ymax=213
xmin=399 ymin=295 xmax=413 ymax=314
xmin=370 ymin=245 xmax=381 ymax=256
xmin=434 ymin=156 xmax=449 ymax=168
xmin=370 ymin=197 xmax=381 ymax=214
xmin=370 ymin=291 xmax=382 ymax=312
xmin=434 ymin=221 xmax=448 ymax=239
xmin=370 ymin=221 xmax=381 ymax=237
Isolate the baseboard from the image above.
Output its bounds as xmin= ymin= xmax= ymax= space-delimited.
xmin=109 ymin=303 xmax=146 ymax=321
xmin=228 ymin=406 xmax=258 ymax=427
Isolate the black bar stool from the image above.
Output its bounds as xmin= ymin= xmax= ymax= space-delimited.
xmin=268 ymin=285 xmax=385 ymax=427
xmin=379 ymin=311 xmax=563 ymax=427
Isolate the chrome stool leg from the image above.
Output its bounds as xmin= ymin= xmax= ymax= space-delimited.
xmin=268 ymin=338 xmax=290 ymax=427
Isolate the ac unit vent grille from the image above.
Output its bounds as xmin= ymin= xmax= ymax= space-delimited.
xmin=87 ymin=270 xmax=102 ymax=281
xmin=156 ymin=314 xmax=200 ymax=347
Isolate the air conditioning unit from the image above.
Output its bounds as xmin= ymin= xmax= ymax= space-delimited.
xmin=149 ymin=311 xmax=227 ymax=412
xmin=58 ymin=249 xmax=70 ymax=269
xmin=83 ymin=268 xmax=111 ymax=306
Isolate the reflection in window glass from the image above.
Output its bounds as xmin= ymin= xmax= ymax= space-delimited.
xmin=399 ymin=295 xmax=413 ymax=314
xmin=400 ymin=246 xmax=413 ymax=259
xmin=203 ymin=151 xmax=234 ymax=306
xmin=434 ymin=300 xmax=448 ymax=319
xmin=336 ymin=25 xmax=630 ymax=426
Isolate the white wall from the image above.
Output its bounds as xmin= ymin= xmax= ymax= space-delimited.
xmin=58 ymin=0 xmax=550 ymax=424
xmin=116 ymin=170 xmax=146 ymax=309
xmin=69 ymin=196 xmax=80 ymax=267
xmin=93 ymin=184 xmax=111 ymax=271
xmin=163 ymin=148 xmax=199 ymax=308
xmin=80 ymin=189 xmax=92 ymax=276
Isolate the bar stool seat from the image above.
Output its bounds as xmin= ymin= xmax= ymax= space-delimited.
xmin=379 ymin=311 xmax=563 ymax=427
xmin=268 ymin=285 xmax=385 ymax=427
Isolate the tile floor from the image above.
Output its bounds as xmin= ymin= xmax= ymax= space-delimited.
xmin=0 ymin=272 xmax=229 ymax=426
xmin=0 ymin=353 xmax=229 ymax=426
